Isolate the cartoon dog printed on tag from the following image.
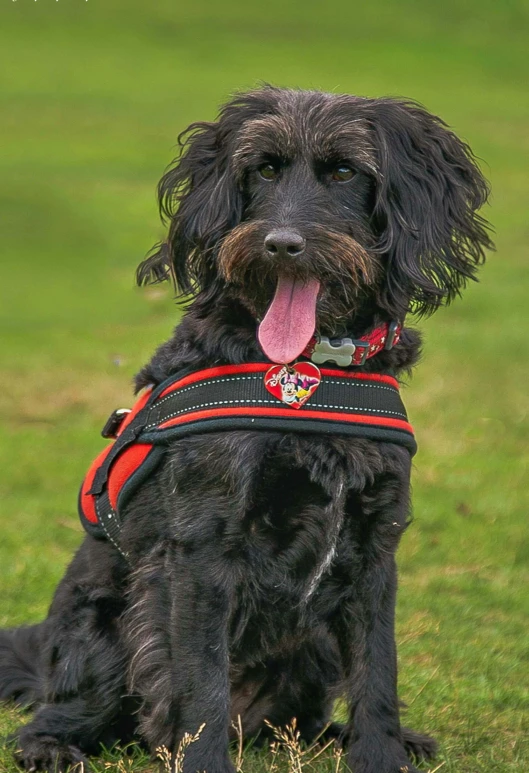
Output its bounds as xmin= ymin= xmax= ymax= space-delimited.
xmin=264 ymin=363 xmax=322 ymax=409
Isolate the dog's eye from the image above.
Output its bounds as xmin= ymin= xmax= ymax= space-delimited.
xmin=259 ymin=163 xmax=279 ymax=181
xmin=331 ymin=165 xmax=354 ymax=182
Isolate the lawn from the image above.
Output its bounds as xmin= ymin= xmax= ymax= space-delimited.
xmin=0 ymin=0 xmax=528 ymax=771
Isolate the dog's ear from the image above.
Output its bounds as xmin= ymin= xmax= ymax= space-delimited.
xmin=137 ymin=119 xmax=243 ymax=294
xmin=370 ymin=100 xmax=494 ymax=318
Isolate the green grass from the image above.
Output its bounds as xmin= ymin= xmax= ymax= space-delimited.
xmin=0 ymin=0 xmax=528 ymax=771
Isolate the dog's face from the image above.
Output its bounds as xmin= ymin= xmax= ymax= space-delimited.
xmin=139 ymin=87 xmax=492 ymax=360
xmin=217 ymin=97 xmax=380 ymax=359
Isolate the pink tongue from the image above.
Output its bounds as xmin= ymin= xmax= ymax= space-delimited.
xmin=258 ymin=276 xmax=320 ymax=363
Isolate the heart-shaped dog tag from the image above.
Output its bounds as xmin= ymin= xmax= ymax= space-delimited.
xmin=264 ymin=362 xmax=322 ymax=410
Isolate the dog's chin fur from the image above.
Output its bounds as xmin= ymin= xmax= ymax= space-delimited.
xmin=0 ymin=86 xmax=492 ymax=773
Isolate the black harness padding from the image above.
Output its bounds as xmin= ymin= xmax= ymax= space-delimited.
xmin=79 ymin=363 xmax=416 ymax=558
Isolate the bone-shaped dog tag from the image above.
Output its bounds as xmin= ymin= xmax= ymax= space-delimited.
xmin=310 ymin=337 xmax=356 ymax=367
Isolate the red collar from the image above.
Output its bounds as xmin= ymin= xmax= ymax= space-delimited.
xmin=302 ymin=321 xmax=401 ymax=367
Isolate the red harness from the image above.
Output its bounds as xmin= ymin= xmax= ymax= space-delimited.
xmin=79 ymin=325 xmax=413 ymax=558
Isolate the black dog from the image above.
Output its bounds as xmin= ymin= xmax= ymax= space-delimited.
xmin=0 ymin=87 xmax=492 ymax=773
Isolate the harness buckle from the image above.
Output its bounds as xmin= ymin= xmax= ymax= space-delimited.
xmin=101 ymin=408 xmax=131 ymax=439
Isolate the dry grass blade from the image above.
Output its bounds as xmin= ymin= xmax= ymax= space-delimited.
xmin=427 ymin=763 xmax=446 ymax=773
xmin=231 ymin=714 xmax=244 ymax=772
xmin=156 ymin=746 xmax=173 ymax=773
xmin=305 ymin=738 xmax=336 ymax=764
xmin=408 ymin=665 xmax=441 ymax=707
xmin=263 ymin=719 xmax=343 ymax=773
xmin=264 ymin=719 xmax=303 ymax=773
xmin=269 ymin=740 xmax=281 ymax=773
xmin=102 ymin=760 xmax=134 ymax=773
xmin=333 ymin=745 xmax=345 ymax=773
xmin=156 ymin=723 xmax=205 ymax=773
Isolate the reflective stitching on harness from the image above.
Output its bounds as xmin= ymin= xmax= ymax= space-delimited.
xmin=152 ymin=374 xmax=399 ymax=408
xmin=101 ymin=524 xmax=126 ymax=557
xmin=145 ymin=399 xmax=407 ymax=428
xmin=94 ymin=500 xmax=129 ymax=559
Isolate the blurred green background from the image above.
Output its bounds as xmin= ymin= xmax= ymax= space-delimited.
xmin=0 ymin=1 xmax=528 ymax=771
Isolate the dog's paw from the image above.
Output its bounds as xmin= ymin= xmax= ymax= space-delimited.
xmin=401 ymin=726 xmax=438 ymax=762
xmin=11 ymin=731 xmax=88 ymax=772
xmin=322 ymin=723 xmax=436 ymax=766
xmin=347 ymin=758 xmax=421 ymax=773
xmin=347 ymin=738 xmax=422 ymax=773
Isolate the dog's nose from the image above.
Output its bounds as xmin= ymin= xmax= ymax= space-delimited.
xmin=264 ymin=230 xmax=306 ymax=259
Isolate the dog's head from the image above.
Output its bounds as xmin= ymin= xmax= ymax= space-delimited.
xmin=138 ymin=87 xmax=493 ymax=363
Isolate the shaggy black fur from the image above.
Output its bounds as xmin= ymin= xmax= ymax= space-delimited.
xmin=0 ymin=87 xmax=492 ymax=773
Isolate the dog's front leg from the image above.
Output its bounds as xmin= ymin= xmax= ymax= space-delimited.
xmin=334 ymin=466 xmax=420 ymax=773
xmin=125 ymin=541 xmax=235 ymax=773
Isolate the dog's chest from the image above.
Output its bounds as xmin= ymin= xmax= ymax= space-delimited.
xmin=156 ymin=431 xmax=390 ymax=654
xmin=166 ymin=430 xmax=377 ymax=588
